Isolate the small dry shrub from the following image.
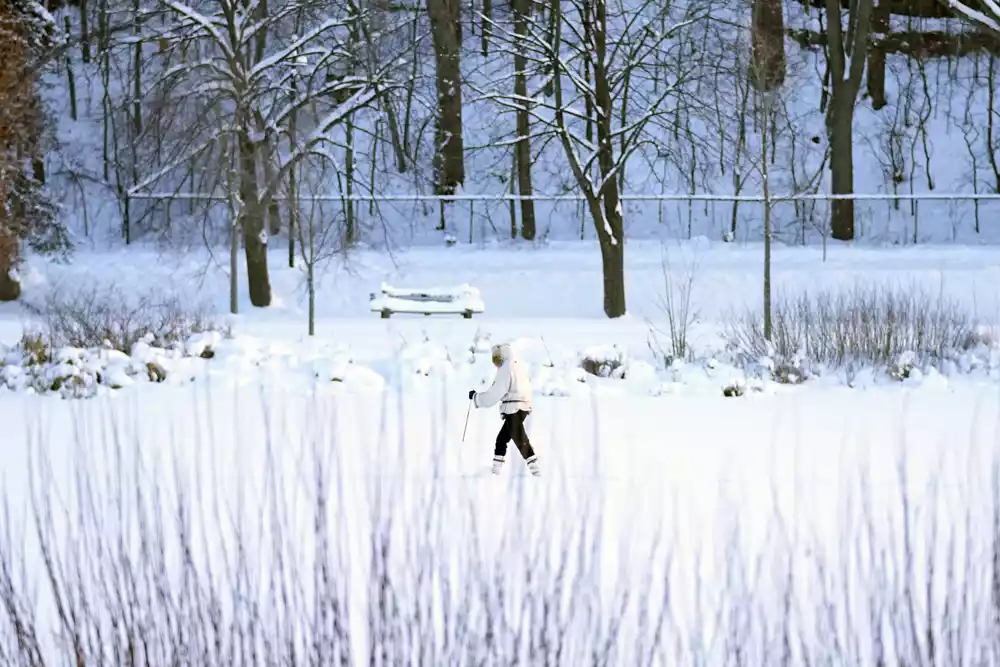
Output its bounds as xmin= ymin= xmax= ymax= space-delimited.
xmin=726 ymin=283 xmax=973 ymax=371
xmin=26 ymin=282 xmax=221 ymax=353
xmin=770 ymin=361 xmax=806 ymax=384
xmin=18 ymin=330 xmax=50 ymax=365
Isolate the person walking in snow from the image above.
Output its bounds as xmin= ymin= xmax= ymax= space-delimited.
xmin=469 ymin=343 xmax=540 ymax=477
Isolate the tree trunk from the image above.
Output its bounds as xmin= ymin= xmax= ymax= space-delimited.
xmin=427 ymin=0 xmax=465 ymax=195
xmin=596 ymin=215 xmax=626 ymax=318
xmin=132 ymin=0 xmax=141 ymax=137
xmin=822 ymin=0 xmax=873 ymax=241
xmin=230 ymin=218 xmax=239 ymax=314
xmin=761 ymin=98 xmax=773 ymax=341
xmin=512 ymin=0 xmax=535 ymax=240
xmin=828 ymin=97 xmax=856 ymax=240
xmin=345 ymin=112 xmax=356 ymax=244
xmin=239 ymin=131 xmax=272 ymax=307
xmin=0 ymin=220 xmax=21 ymax=302
xmin=289 ymin=74 xmax=298 ymax=268
xmin=581 ymin=0 xmax=595 ymax=146
xmin=261 ymin=140 xmax=282 ymax=236
xmin=867 ymin=0 xmax=890 ymax=109
xmin=750 ymin=0 xmax=786 ymax=91
xmin=481 ymin=0 xmax=491 ymax=55
xmin=253 ymin=0 xmax=268 ymax=63
xmin=593 ymin=0 xmax=624 ymax=317
xmin=80 ymin=0 xmax=90 ymax=63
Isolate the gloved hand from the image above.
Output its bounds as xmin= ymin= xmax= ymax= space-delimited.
xmin=468 ymin=390 xmax=476 ymax=400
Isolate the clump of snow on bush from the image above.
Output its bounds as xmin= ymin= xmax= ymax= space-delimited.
xmin=312 ymin=353 xmax=385 ymax=391
xmin=533 ymin=364 xmax=587 ymax=397
xmin=0 ymin=329 xmax=212 ymax=398
xmin=186 ymin=331 xmax=223 ymax=359
xmin=398 ymin=341 xmax=454 ymax=377
xmin=580 ymin=344 xmax=626 ymax=378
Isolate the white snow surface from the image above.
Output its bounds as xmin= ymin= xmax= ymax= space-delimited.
xmin=1 ymin=239 xmax=1000 ymax=662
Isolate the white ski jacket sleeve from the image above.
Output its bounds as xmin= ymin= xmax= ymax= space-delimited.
xmin=474 ymin=343 xmax=532 ymax=414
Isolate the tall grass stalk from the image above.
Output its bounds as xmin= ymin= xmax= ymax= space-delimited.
xmin=0 ymin=390 xmax=997 ymax=665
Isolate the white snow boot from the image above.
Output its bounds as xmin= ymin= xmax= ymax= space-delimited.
xmin=491 ymin=455 xmax=504 ymax=475
xmin=526 ymin=455 xmax=540 ymax=477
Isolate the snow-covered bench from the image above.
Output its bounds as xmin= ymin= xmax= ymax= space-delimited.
xmin=369 ymin=282 xmax=485 ymax=319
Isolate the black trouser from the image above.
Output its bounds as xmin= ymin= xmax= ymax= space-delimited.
xmin=495 ymin=410 xmax=535 ymax=460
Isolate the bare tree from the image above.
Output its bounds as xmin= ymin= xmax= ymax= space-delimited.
xmin=823 ymin=0 xmax=874 ymax=241
xmin=749 ymin=37 xmax=782 ymax=342
xmin=479 ymin=0 xmax=705 ymax=317
xmin=292 ymin=157 xmax=347 ymax=335
xmin=131 ymin=0 xmax=398 ymax=311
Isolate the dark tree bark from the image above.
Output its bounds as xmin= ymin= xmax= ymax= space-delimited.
xmin=750 ymin=0 xmax=786 ymax=91
xmin=867 ymin=0 xmax=890 ymax=109
xmin=79 ymin=0 xmax=90 ymax=63
xmin=427 ymin=0 xmax=465 ymax=195
xmin=591 ymin=0 xmax=625 ymax=317
xmin=0 ymin=224 xmax=21 ymax=301
xmin=511 ymin=0 xmax=536 ymax=240
xmin=239 ymin=130 xmax=272 ymax=307
xmin=824 ymin=0 xmax=873 ymax=241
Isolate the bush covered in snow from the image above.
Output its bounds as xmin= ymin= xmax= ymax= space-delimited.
xmin=580 ymin=344 xmax=627 ymax=378
xmin=0 ymin=329 xmax=225 ymax=398
xmin=726 ymin=283 xmax=979 ymax=381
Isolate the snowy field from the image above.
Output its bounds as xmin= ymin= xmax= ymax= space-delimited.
xmin=2 ymin=239 xmax=1000 ymax=663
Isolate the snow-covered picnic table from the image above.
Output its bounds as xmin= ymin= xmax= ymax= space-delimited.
xmin=368 ymin=282 xmax=485 ymax=319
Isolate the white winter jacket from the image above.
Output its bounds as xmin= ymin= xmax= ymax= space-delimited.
xmin=474 ymin=343 xmax=533 ymax=415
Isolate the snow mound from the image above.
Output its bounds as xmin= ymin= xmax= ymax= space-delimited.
xmin=0 ymin=338 xmax=179 ymax=398
xmin=398 ymin=341 xmax=455 ymax=377
xmin=313 ymin=353 xmax=386 ymax=391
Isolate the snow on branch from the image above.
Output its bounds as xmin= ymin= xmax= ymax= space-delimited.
xmin=261 ymin=82 xmax=388 ymax=202
xmin=944 ymin=0 xmax=1000 ymax=32
xmin=129 ymin=133 xmax=224 ymax=195
xmin=162 ymin=1 xmax=235 ymax=61
xmin=248 ymin=16 xmax=353 ymax=82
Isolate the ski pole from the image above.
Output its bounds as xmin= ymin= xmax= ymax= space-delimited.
xmin=461 ymin=399 xmax=472 ymax=443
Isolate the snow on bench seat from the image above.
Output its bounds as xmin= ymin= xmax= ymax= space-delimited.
xmin=369 ymin=282 xmax=485 ymax=319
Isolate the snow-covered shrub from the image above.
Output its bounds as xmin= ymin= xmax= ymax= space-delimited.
xmin=772 ymin=361 xmax=806 ymax=385
xmin=755 ymin=354 xmax=808 ymax=385
xmin=726 ymin=283 xmax=974 ymax=374
xmin=17 ymin=329 xmax=50 ymax=366
xmin=398 ymin=340 xmax=453 ymax=376
xmin=580 ymin=344 xmax=626 ymax=378
xmin=722 ymin=378 xmax=746 ymax=397
xmin=964 ymin=324 xmax=999 ymax=350
xmin=888 ymin=350 xmax=918 ymax=381
xmin=26 ymin=282 xmax=224 ymax=354
xmin=1 ymin=341 xmax=131 ymax=398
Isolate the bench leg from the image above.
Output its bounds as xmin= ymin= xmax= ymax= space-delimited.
xmin=381 ymin=310 xmax=391 ymax=319
xmin=463 ymin=311 xmax=472 ymax=319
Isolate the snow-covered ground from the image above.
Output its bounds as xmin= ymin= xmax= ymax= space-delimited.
xmin=2 ymin=239 xmax=1000 ymax=662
